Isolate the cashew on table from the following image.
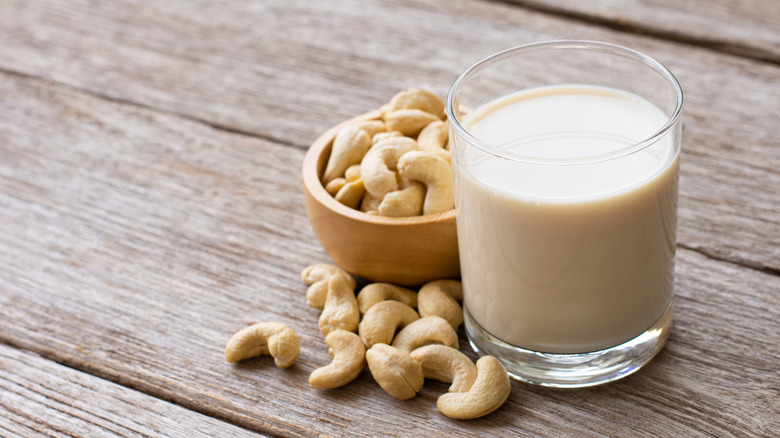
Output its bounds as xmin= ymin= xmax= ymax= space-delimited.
xmin=224 ymin=322 xmax=300 ymax=368
xmin=437 ymin=356 xmax=512 ymax=420
xmin=417 ymin=279 xmax=464 ymax=330
xmin=356 ymin=282 xmax=418 ymax=314
xmin=410 ymin=344 xmax=477 ymax=393
xmin=300 ymin=263 xmax=356 ymax=310
xmin=358 ymin=300 xmax=420 ymax=348
xmin=391 ymin=315 xmax=459 ymax=353
xmin=366 ymin=343 xmax=424 ymax=400
xmin=309 ymin=330 xmax=366 ymax=389
xmin=318 ymin=272 xmax=360 ymax=336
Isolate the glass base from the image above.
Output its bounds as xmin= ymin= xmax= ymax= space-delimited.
xmin=464 ymin=302 xmax=673 ymax=388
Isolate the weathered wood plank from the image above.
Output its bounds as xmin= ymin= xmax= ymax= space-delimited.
xmin=0 ymin=74 xmax=777 ymax=436
xmin=0 ymin=345 xmax=261 ymax=437
xmin=0 ymin=0 xmax=777 ymax=272
xmin=497 ymin=0 xmax=780 ymax=63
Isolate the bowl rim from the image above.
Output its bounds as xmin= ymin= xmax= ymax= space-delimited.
xmin=303 ymin=110 xmax=457 ymax=226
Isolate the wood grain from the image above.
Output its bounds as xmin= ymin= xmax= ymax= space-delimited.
xmin=0 ymin=72 xmax=777 ymax=436
xmin=0 ymin=0 xmax=777 ymax=273
xmin=0 ymin=345 xmax=259 ymax=437
xmin=497 ymin=0 xmax=780 ymax=63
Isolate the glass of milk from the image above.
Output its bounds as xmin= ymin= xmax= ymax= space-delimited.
xmin=446 ymin=41 xmax=683 ymax=387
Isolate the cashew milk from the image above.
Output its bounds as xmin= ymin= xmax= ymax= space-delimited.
xmin=454 ymin=85 xmax=679 ymax=354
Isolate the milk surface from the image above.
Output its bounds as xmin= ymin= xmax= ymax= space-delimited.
xmin=454 ymin=85 xmax=679 ymax=354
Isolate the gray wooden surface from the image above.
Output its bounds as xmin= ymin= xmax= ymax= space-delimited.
xmin=1 ymin=0 xmax=778 ymax=436
xmin=499 ymin=0 xmax=780 ymax=63
xmin=0 ymin=345 xmax=261 ymax=438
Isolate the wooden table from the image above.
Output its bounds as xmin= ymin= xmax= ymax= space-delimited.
xmin=1 ymin=1 xmax=778 ymax=436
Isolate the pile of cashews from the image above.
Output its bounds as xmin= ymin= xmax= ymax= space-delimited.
xmin=322 ymin=88 xmax=455 ymax=217
xmin=224 ymin=263 xmax=512 ymax=420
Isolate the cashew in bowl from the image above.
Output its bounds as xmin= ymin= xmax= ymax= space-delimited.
xmin=322 ymin=125 xmax=372 ymax=185
xmin=356 ymin=283 xmax=418 ymax=314
xmin=319 ymin=272 xmax=360 ymax=336
xmin=334 ymin=179 xmax=366 ymax=209
xmin=391 ymin=315 xmax=459 ymax=353
xmin=351 ymin=119 xmax=387 ymax=139
xmin=366 ymin=343 xmax=424 ymax=400
xmin=417 ymin=120 xmax=449 ymax=152
xmin=384 ymin=109 xmax=441 ymax=137
xmin=324 ymin=177 xmax=348 ymax=197
xmin=359 ymin=190 xmax=383 ymax=213
xmin=410 ymin=344 xmax=477 ymax=393
xmin=436 ymin=355 xmax=511 ymax=420
xmin=358 ymin=300 xmax=419 ymax=347
xmin=360 ymin=137 xmax=417 ymax=198
xmin=397 ymin=150 xmax=454 ymax=215
xmin=344 ymin=164 xmax=362 ymax=181
xmin=417 ymin=279 xmax=463 ymax=330
xmin=377 ymin=178 xmax=425 ymax=217
xmin=385 ymin=88 xmax=446 ymax=120
xmin=300 ymin=263 xmax=356 ymax=310
xmin=372 ymin=130 xmax=403 ymax=145
xmin=309 ymin=330 xmax=366 ymax=389
xmin=314 ymin=88 xmax=458 ymax=219
xmin=224 ymin=322 xmax=300 ymax=368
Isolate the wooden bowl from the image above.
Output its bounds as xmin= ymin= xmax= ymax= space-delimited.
xmin=302 ymin=111 xmax=460 ymax=286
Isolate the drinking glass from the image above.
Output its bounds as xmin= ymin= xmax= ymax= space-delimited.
xmin=446 ymin=41 xmax=683 ymax=387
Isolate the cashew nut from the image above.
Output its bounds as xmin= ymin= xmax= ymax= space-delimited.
xmin=334 ymin=179 xmax=365 ymax=209
xmin=322 ymin=125 xmax=372 ymax=184
xmin=360 ymin=137 xmax=417 ymax=198
xmin=397 ymin=150 xmax=454 ymax=215
xmin=324 ymin=177 xmax=347 ymax=197
xmin=356 ymin=283 xmax=418 ymax=314
xmin=385 ymin=109 xmax=440 ymax=137
xmin=359 ymin=190 xmax=383 ymax=213
xmin=372 ymin=130 xmax=403 ymax=145
xmin=224 ymin=322 xmax=300 ymax=368
xmin=391 ymin=316 xmax=459 ymax=353
xmin=344 ymin=164 xmax=361 ymax=182
xmin=410 ymin=345 xmax=477 ymax=393
xmin=358 ymin=300 xmax=419 ymax=347
xmin=377 ymin=178 xmax=425 ymax=217
xmin=436 ymin=355 xmax=511 ymax=420
xmin=351 ymin=119 xmax=387 ymax=139
xmin=366 ymin=343 xmax=424 ymax=400
xmin=418 ymin=279 xmax=463 ymax=329
xmin=386 ymin=88 xmax=446 ymax=120
xmin=432 ymin=148 xmax=452 ymax=165
xmin=417 ymin=120 xmax=448 ymax=152
xmin=309 ymin=330 xmax=366 ymax=389
xmin=300 ymin=264 xmax=356 ymax=310
xmin=319 ymin=272 xmax=360 ymax=336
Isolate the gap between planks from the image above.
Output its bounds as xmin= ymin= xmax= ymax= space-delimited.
xmin=679 ymin=242 xmax=780 ymax=277
xmin=0 ymin=65 xmax=304 ymax=153
xmin=488 ymin=0 xmax=780 ymax=65
xmin=0 ymin=342 xmax=267 ymax=438
xmin=0 ymin=338 xmax=281 ymax=438
xmin=0 ymin=337 xmax=288 ymax=438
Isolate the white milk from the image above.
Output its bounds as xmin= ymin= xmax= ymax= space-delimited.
xmin=454 ymin=85 xmax=679 ymax=354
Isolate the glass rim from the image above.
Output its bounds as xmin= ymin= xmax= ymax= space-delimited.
xmin=445 ymin=40 xmax=684 ymax=166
